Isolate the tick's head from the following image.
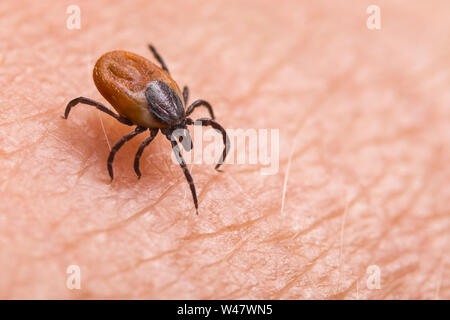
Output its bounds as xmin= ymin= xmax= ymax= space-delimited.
xmin=145 ymin=80 xmax=185 ymax=126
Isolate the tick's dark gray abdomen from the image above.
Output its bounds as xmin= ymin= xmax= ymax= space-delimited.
xmin=145 ymin=80 xmax=185 ymax=126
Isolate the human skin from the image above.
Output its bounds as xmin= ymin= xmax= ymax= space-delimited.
xmin=0 ymin=0 xmax=449 ymax=299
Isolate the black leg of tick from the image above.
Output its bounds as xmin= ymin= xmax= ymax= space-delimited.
xmin=185 ymin=100 xmax=215 ymax=120
xmin=134 ymin=128 xmax=159 ymax=179
xmin=176 ymin=128 xmax=193 ymax=151
xmin=63 ymin=97 xmax=133 ymax=126
xmin=186 ymin=118 xmax=229 ymax=171
xmin=183 ymin=86 xmax=189 ymax=105
xmin=168 ymin=135 xmax=198 ymax=214
xmin=148 ymin=44 xmax=170 ymax=74
xmin=107 ymin=126 xmax=146 ymax=181
xmin=184 ymin=129 xmax=193 ymax=151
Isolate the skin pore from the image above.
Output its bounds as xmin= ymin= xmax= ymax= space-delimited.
xmin=0 ymin=0 xmax=449 ymax=299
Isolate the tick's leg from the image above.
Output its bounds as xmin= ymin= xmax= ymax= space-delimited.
xmin=176 ymin=128 xmax=193 ymax=151
xmin=63 ymin=97 xmax=133 ymax=126
xmin=187 ymin=118 xmax=229 ymax=171
xmin=183 ymin=86 xmax=189 ymax=105
xmin=168 ymin=135 xmax=198 ymax=214
xmin=134 ymin=128 xmax=159 ymax=179
xmin=148 ymin=44 xmax=170 ymax=74
xmin=107 ymin=126 xmax=146 ymax=181
xmin=185 ymin=100 xmax=215 ymax=120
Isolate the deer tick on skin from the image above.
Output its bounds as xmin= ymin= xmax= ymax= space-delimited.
xmin=63 ymin=45 xmax=230 ymax=214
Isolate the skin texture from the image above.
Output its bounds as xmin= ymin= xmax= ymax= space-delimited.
xmin=0 ymin=0 xmax=449 ymax=299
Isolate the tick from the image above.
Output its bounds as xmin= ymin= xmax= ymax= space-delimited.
xmin=63 ymin=45 xmax=230 ymax=214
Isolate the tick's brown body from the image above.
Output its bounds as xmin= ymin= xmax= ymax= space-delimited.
xmin=64 ymin=45 xmax=230 ymax=214
xmin=93 ymin=50 xmax=182 ymax=128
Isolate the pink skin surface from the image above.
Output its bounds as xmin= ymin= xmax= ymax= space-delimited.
xmin=0 ymin=0 xmax=449 ymax=299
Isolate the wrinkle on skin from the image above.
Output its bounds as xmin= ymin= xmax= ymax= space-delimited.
xmin=0 ymin=0 xmax=449 ymax=299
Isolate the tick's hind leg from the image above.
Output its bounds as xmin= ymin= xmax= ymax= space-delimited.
xmin=64 ymin=97 xmax=133 ymax=126
xmin=134 ymin=128 xmax=159 ymax=179
xmin=186 ymin=100 xmax=215 ymax=120
xmin=176 ymin=128 xmax=193 ymax=151
xmin=187 ymin=118 xmax=229 ymax=171
xmin=107 ymin=126 xmax=146 ymax=181
xmin=168 ymin=135 xmax=199 ymax=214
xmin=148 ymin=44 xmax=170 ymax=74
